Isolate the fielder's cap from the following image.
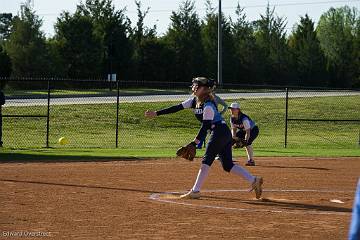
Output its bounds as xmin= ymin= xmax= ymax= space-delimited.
xmin=192 ymin=77 xmax=215 ymax=88
xmin=228 ymin=102 xmax=240 ymax=109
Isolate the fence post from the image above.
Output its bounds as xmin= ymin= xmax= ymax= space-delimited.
xmin=46 ymin=79 xmax=51 ymax=148
xmin=115 ymin=79 xmax=120 ymax=148
xmin=284 ymin=87 xmax=289 ymax=148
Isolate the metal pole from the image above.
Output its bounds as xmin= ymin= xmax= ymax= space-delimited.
xmin=217 ymin=0 xmax=223 ymax=87
xmin=46 ymin=79 xmax=51 ymax=148
xmin=109 ymin=31 xmax=113 ymax=92
xmin=284 ymin=88 xmax=289 ymax=148
xmin=115 ymin=79 xmax=120 ymax=148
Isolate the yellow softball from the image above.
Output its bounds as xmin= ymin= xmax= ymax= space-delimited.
xmin=58 ymin=137 xmax=69 ymax=145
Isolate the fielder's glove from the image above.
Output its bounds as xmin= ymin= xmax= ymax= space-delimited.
xmin=232 ymin=137 xmax=248 ymax=148
xmin=176 ymin=142 xmax=197 ymax=161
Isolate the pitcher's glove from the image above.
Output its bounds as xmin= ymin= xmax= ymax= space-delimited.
xmin=232 ymin=137 xmax=248 ymax=148
xmin=176 ymin=142 xmax=197 ymax=161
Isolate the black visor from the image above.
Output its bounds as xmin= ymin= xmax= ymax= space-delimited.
xmin=192 ymin=77 xmax=215 ymax=88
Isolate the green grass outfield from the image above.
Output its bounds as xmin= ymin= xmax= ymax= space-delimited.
xmin=1 ymin=95 xmax=359 ymax=159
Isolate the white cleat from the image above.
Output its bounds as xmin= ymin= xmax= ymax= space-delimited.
xmin=250 ymin=177 xmax=263 ymax=199
xmin=180 ymin=190 xmax=201 ymax=199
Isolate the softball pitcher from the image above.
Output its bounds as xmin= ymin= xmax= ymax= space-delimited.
xmin=197 ymin=87 xmax=228 ymax=149
xmin=145 ymin=77 xmax=263 ymax=199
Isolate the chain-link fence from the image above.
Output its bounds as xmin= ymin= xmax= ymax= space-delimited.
xmin=285 ymin=88 xmax=360 ymax=149
xmin=1 ymin=79 xmax=50 ymax=148
xmin=1 ymin=78 xmax=359 ymax=149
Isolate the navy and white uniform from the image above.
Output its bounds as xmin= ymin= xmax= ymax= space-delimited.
xmin=156 ymin=97 xmax=235 ymax=172
xmin=181 ymin=97 xmax=207 ymax=122
xmin=197 ymin=100 xmax=234 ymax=171
xmin=156 ymin=97 xmax=209 ymax=122
xmin=230 ymin=113 xmax=259 ymax=145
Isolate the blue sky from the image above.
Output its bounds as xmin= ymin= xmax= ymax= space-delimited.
xmin=1 ymin=0 xmax=359 ymax=37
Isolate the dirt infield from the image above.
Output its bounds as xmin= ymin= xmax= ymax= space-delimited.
xmin=0 ymin=157 xmax=359 ymax=239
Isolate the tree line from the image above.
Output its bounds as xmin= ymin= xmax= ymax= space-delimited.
xmin=0 ymin=0 xmax=359 ymax=88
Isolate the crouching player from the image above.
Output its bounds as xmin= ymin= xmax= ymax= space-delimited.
xmin=229 ymin=102 xmax=259 ymax=166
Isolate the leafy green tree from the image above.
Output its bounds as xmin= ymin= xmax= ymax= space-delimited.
xmin=254 ymin=4 xmax=292 ymax=85
xmin=132 ymin=1 xmax=156 ymax=44
xmin=54 ymin=12 xmax=103 ymax=77
xmin=131 ymin=0 xmax=157 ymax=82
xmin=201 ymin=0 xmax=235 ymax=83
xmin=201 ymin=1 xmax=217 ymax=80
xmin=164 ymin=0 xmax=205 ymax=82
xmin=0 ymin=13 xmax=13 ymax=41
xmin=77 ymin=0 xmax=132 ymax=79
xmin=4 ymin=2 xmax=50 ymax=77
xmin=230 ymin=4 xmax=262 ymax=84
xmin=317 ymin=6 xmax=359 ymax=87
xmin=288 ymin=14 xmax=326 ymax=86
xmin=45 ymin=37 xmax=67 ymax=77
xmin=353 ymin=12 xmax=360 ymax=87
xmin=140 ymin=37 xmax=176 ymax=82
xmin=0 ymin=44 xmax=11 ymax=77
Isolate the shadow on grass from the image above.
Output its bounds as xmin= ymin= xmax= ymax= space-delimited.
xmin=0 ymin=152 xmax=145 ymax=163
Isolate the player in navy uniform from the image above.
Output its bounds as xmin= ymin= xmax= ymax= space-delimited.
xmin=196 ymin=79 xmax=228 ymax=149
xmin=229 ymin=102 xmax=259 ymax=166
xmin=145 ymin=77 xmax=263 ymax=199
